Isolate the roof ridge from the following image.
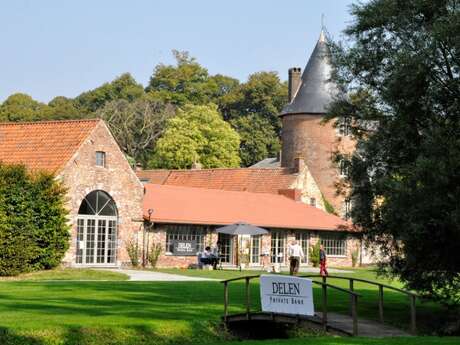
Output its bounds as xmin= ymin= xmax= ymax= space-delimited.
xmin=0 ymin=118 xmax=101 ymax=126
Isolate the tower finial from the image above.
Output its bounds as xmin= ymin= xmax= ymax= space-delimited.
xmin=319 ymin=14 xmax=326 ymax=42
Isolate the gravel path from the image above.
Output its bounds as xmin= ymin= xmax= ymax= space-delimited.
xmin=103 ymin=269 xmax=218 ymax=281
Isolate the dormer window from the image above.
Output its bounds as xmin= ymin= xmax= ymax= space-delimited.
xmin=96 ymin=151 xmax=106 ymax=167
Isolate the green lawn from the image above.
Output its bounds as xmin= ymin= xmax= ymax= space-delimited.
xmin=0 ymin=268 xmax=129 ymax=281
xmin=0 ymin=268 xmax=457 ymax=345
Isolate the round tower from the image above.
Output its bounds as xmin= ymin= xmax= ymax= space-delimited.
xmin=280 ymin=31 xmax=353 ymax=216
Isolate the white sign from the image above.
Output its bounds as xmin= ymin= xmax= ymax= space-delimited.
xmin=260 ymin=274 xmax=314 ymax=316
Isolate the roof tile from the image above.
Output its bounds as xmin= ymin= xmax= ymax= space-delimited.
xmin=0 ymin=119 xmax=100 ymax=172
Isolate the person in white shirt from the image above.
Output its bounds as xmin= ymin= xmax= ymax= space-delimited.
xmin=288 ymin=240 xmax=304 ymax=275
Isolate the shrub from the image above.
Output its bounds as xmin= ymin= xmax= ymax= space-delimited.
xmin=147 ymin=243 xmax=162 ymax=269
xmin=309 ymin=242 xmax=321 ymax=267
xmin=126 ymin=237 xmax=140 ymax=267
xmin=351 ymin=248 xmax=359 ymax=267
xmin=0 ymin=164 xmax=69 ymax=276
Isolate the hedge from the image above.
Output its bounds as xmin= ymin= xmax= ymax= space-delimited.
xmin=0 ymin=163 xmax=70 ymax=276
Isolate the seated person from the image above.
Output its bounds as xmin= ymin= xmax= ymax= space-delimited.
xmin=200 ymin=246 xmax=218 ymax=267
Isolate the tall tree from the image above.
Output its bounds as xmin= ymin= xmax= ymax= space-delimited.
xmin=328 ymin=0 xmax=460 ymax=305
xmin=149 ymin=104 xmax=240 ymax=169
xmin=230 ymin=114 xmax=280 ymax=167
xmin=0 ymin=93 xmax=52 ymax=122
xmin=146 ymin=50 xmax=239 ymax=106
xmin=48 ymin=96 xmax=81 ymax=120
xmin=75 ymin=73 xmax=144 ymax=114
xmin=97 ymin=98 xmax=175 ymax=167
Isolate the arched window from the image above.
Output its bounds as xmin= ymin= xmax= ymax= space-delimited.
xmin=78 ymin=190 xmax=117 ymax=216
xmin=76 ymin=190 xmax=117 ymax=265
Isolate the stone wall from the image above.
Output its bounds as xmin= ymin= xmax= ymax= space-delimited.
xmin=59 ymin=121 xmax=144 ymax=266
xmin=146 ymin=224 xmax=360 ymax=269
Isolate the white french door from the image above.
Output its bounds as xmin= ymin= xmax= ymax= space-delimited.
xmin=76 ymin=215 xmax=117 ymax=265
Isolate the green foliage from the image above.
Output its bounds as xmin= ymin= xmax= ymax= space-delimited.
xmin=309 ymin=242 xmax=321 ymax=268
xmin=147 ymin=50 xmax=239 ymax=106
xmin=0 ymin=164 xmax=69 ymax=276
xmin=147 ymin=243 xmax=162 ymax=269
xmin=75 ymin=73 xmax=144 ymax=114
xmin=126 ymin=237 xmax=140 ymax=267
xmin=149 ymin=104 xmax=240 ymax=169
xmin=96 ymin=98 xmax=175 ymax=167
xmin=219 ymin=71 xmax=287 ymax=135
xmin=327 ymin=0 xmax=460 ymax=305
xmin=230 ymin=113 xmax=280 ymax=167
xmin=47 ymin=96 xmax=81 ymax=120
xmin=322 ymin=194 xmax=336 ymax=215
xmin=0 ymin=93 xmax=52 ymax=122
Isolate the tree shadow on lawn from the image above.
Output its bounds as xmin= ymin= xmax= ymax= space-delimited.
xmin=0 ymin=281 xmax=447 ymax=335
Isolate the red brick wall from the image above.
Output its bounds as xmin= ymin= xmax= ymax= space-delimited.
xmin=281 ymin=114 xmax=354 ymax=215
xmin=60 ymin=121 xmax=144 ymax=266
xmin=147 ymin=224 xmax=360 ymax=269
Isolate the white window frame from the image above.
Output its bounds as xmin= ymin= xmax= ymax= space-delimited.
xmin=320 ymin=234 xmax=347 ymax=257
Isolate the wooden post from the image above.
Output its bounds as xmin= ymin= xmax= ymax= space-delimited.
xmin=351 ymin=294 xmax=358 ymax=336
xmin=322 ymin=281 xmax=328 ymax=330
xmin=410 ymin=295 xmax=417 ymax=335
xmin=245 ymin=277 xmax=250 ymax=319
xmin=224 ymin=281 xmax=229 ymax=322
xmin=349 ymin=279 xmax=354 ymax=316
xmin=378 ymin=285 xmax=384 ymax=323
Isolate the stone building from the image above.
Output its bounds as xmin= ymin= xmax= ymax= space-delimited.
xmin=143 ymin=184 xmax=359 ymax=268
xmin=136 ymin=30 xmax=362 ymax=269
xmin=0 ymin=119 xmax=144 ymax=267
xmin=280 ymin=30 xmax=354 ymax=215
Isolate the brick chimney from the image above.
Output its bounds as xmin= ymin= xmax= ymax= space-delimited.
xmin=278 ymin=188 xmax=301 ymax=202
xmin=293 ymin=156 xmax=305 ymax=173
xmin=288 ymin=67 xmax=302 ymax=102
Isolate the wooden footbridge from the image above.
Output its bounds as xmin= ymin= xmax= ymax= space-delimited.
xmin=221 ymin=274 xmax=418 ymax=337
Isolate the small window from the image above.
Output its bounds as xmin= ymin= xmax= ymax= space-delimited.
xmin=344 ymin=198 xmax=352 ymax=220
xmin=339 ymin=159 xmax=350 ymax=178
xmin=310 ymin=197 xmax=316 ymax=207
xmin=338 ymin=117 xmax=352 ymax=136
xmin=96 ymin=151 xmax=106 ymax=167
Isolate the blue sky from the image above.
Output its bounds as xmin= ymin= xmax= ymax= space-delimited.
xmin=0 ymin=0 xmax=355 ymax=103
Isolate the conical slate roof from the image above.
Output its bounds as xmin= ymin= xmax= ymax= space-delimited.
xmin=281 ymin=31 xmax=338 ymax=115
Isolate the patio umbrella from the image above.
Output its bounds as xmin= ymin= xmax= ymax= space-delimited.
xmin=216 ymin=222 xmax=268 ymax=235
xmin=216 ymin=222 xmax=268 ymax=270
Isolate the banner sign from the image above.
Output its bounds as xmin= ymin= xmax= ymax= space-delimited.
xmin=172 ymin=240 xmax=197 ymax=256
xmin=260 ymin=274 xmax=314 ymax=316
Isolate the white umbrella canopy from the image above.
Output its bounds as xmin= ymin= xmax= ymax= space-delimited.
xmin=216 ymin=222 xmax=268 ymax=235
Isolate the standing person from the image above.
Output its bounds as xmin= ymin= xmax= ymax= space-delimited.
xmin=288 ymin=240 xmax=304 ymax=275
xmin=319 ymin=244 xmax=328 ymax=277
xmin=211 ymin=241 xmax=221 ymax=270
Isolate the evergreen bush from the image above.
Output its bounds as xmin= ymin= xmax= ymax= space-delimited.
xmin=0 ymin=164 xmax=69 ymax=276
xmin=309 ymin=242 xmax=321 ymax=268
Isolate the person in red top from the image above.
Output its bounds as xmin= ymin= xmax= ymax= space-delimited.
xmin=319 ymin=244 xmax=328 ymax=277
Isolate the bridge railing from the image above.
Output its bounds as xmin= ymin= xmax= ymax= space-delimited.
xmin=221 ymin=275 xmax=362 ymax=336
xmin=299 ymin=274 xmax=418 ymax=334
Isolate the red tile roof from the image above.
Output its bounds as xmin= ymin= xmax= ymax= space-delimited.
xmin=137 ymin=169 xmax=171 ymax=184
xmin=138 ymin=168 xmax=297 ymax=194
xmin=143 ymin=184 xmax=351 ymax=231
xmin=0 ymin=119 xmax=100 ymax=172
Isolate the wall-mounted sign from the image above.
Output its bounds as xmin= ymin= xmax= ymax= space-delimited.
xmin=260 ymin=274 xmax=314 ymax=316
xmin=172 ymin=240 xmax=197 ymax=256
